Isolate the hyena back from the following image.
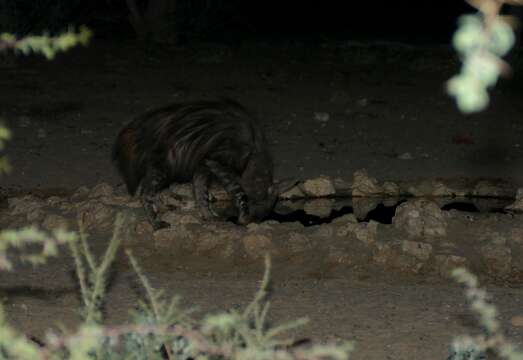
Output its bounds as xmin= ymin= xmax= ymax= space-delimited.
xmin=112 ymin=99 xmax=279 ymax=229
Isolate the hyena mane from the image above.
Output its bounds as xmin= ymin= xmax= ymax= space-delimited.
xmin=112 ymin=99 xmax=281 ymax=229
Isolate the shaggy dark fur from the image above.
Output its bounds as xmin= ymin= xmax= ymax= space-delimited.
xmin=112 ymin=99 xmax=277 ymax=229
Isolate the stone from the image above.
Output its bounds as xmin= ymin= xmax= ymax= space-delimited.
xmin=161 ymin=212 xmax=202 ymax=226
xmin=170 ymin=183 xmax=194 ymax=198
xmin=27 ymin=208 xmax=46 ymax=222
xmin=480 ymin=244 xmax=512 ymax=278
xmin=511 ymin=316 xmax=523 ymax=327
xmin=473 ymin=180 xmax=502 ymax=197
xmin=336 ymin=221 xmax=376 ymax=246
xmin=89 ymin=183 xmax=114 ymax=198
xmin=401 ymin=240 xmax=433 ymax=261
xmin=242 ymin=233 xmax=274 ymax=259
xmin=279 ymin=186 xmax=305 ymax=200
xmin=333 ymin=177 xmax=352 ymax=196
xmin=71 ymin=186 xmax=90 ymax=201
xmin=153 ymin=226 xmax=192 ymax=249
xmin=434 ymin=255 xmax=469 ymax=278
xmin=352 ymin=197 xmax=380 ymax=221
xmin=300 ymin=176 xmax=336 ymax=197
xmin=46 ymin=196 xmax=65 ymax=207
xmin=331 ymin=213 xmax=357 ymax=225
xmin=76 ymin=200 xmax=115 ymax=230
xmin=42 ymin=214 xmax=69 ymax=231
xmin=246 ymin=222 xmax=276 ymax=233
xmin=310 ymin=224 xmax=335 ymax=238
xmin=407 ymin=179 xmax=459 ymax=197
xmin=382 ymin=181 xmax=400 ymax=196
xmin=8 ymin=195 xmax=44 ymax=216
xmin=352 ymin=169 xmax=383 ymax=197
xmin=135 ymin=220 xmax=154 ymax=235
xmin=509 ymin=227 xmax=523 ymax=245
xmin=303 ymin=199 xmax=334 ymax=217
xmin=393 ymin=199 xmax=447 ymax=238
xmin=287 ymin=232 xmax=313 ymax=253
xmin=505 ymin=188 xmax=523 ymax=211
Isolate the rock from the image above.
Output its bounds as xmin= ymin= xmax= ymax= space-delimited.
xmin=246 ymin=222 xmax=276 ymax=233
xmin=42 ymin=214 xmax=69 ymax=231
xmin=71 ymin=186 xmax=90 ymax=201
xmin=326 ymin=244 xmax=354 ymax=264
xmin=209 ymin=184 xmax=230 ymax=201
xmin=314 ymin=112 xmax=330 ymax=123
xmin=8 ymin=195 xmax=44 ymax=216
xmin=352 ymin=169 xmax=383 ymax=196
xmin=505 ymin=188 xmax=523 ymax=211
xmin=279 ymin=186 xmax=305 ymax=200
xmin=373 ymin=243 xmax=397 ymax=265
xmin=153 ymin=226 xmax=193 ymax=249
xmin=382 ymin=181 xmax=400 ymax=196
xmin=375 ymin=241 xmax=425 ymax=273
xmin=479 ymin=231 xmax=506 ymax=246
xmin=352 ymin=197 xmax=380 ymax=221
xmin=195 ymin=230 xmax=238 ymax=257
xmin=359 ymin=221 xmax=378 ymax=246
xmin=511 ymin=316 xmax=523 ymax=327
xmin=135 ymin=220 xmax=154 ymax=235
xmin=77 ymin=200 xmax=115 ymax=230
xmin=300 ymin=176 xmax=336 ymax=197
xmin=401 ymin=240 xmax=433 ymax=261
xmin=333 ymin=177 xmax=352 ymax=196
xmin=89 ymin=183 xmax=114 ymax=198
xmin=310 ymin=224 xmax=335 ymax=238
xmin=303 ymin=199 xmax=334 ymax=217
xmin=434 ymin=255 xmax=469 ymax=278
xmin=509 ymin=227 xmax=523 ymax=245
xmin=331 ymin=213 xmax=357 ymax=225
xmin=27 ymin=208 xmax=46 ymax=222
xmin=287 ymin=232 xmax=313 ymax=253
xmin=397 ymin=152 xmax=412 ymax=160
xmin=336 ymin=221 xmax=377 ymax=246
xmin=357 ymin=98 xmax=368 ymax=107
xmin=100 ymin=195 xmax=139 ymax=208
xmin=46 ymin=196 xmax=65 ymax=207
xmin=393 ymin=199 xmax=447 ymax=238
xmin=480 ymin=244 xmax=512 ymax=278
xmin=407 ymin=180 xmax=455 ymax=197
xmin=170 ymin=183 xmax=194 ymax=198
xmin=275 ymin=200 xmax=306 ymax=214
xmin=473 ymin=180 xmax=502 ymax=197
xmin=336 ymin=222 xmax=358 ymax=237
xmin=157 ymin=191 xmax=196 ymax=211
xmin=161 ymin=212 xmax=202 ymax=226
xmin=242 ymin=233 xmax=274 ymax=259
xmin=330 ymin=91 xmax=350 ymax=105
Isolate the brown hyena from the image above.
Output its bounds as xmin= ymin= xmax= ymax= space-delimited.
xmin=113 ymin=99 xmax=294 ymax=229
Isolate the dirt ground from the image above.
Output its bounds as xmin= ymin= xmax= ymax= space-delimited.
xmin=1 ymin=39 xmax=523 ymax=359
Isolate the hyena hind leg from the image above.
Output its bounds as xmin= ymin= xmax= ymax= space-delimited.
xmin=192 ymin=166 xmax=218 ymax=220
xmin=204 ymin=159 xmax=251 ymax=224
xmin=139 ymin=167 xmax=170 ymax=230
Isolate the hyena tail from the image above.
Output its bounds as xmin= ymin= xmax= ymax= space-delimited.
xmin=112 ymin=127 xmax=144 ymax=196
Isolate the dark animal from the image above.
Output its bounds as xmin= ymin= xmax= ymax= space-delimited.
xmin=113 ymin=99 xmax=293 ymax=229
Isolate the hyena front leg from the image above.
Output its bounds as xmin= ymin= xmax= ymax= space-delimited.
xmin=192 ymin=166 xmax=218 ymax=220
xmin=139 ymin=167 xmax=170 ymax=230
xmin=204 ymin=159 xmax=252 ymax=224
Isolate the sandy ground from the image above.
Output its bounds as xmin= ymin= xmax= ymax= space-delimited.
xmin=1 ymin=39 xmax=523 ymax=359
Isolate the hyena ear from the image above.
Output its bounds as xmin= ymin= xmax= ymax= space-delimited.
xmin=269 ymin=178 xmax=300 ymax=196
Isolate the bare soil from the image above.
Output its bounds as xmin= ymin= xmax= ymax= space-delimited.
xmin=1 ymin=40 xmax=523 ymax=359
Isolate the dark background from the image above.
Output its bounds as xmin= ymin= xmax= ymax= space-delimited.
xmin=0 ymin=0 xmax=502 ymax=44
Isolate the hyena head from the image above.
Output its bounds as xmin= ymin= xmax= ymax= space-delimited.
xmin=240 ymin=150 xmax=297 ymax=223
xmin=240 ymin=152 xmax=278 ymax=223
